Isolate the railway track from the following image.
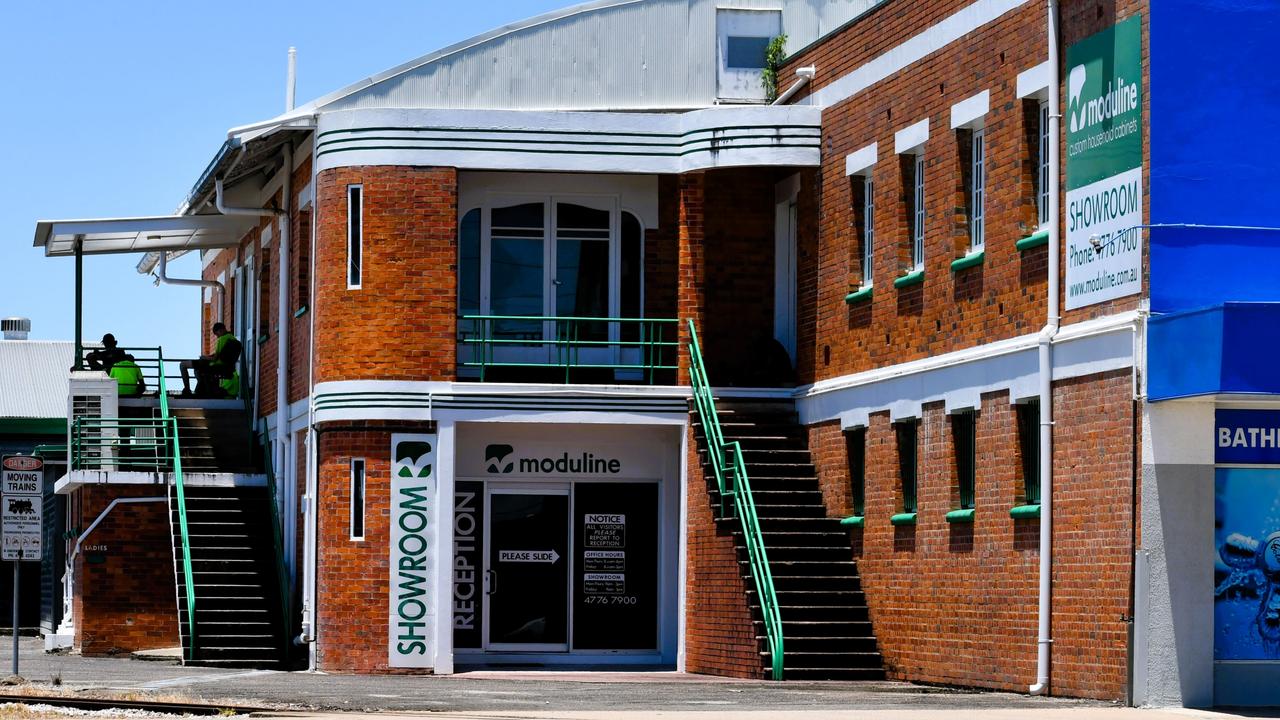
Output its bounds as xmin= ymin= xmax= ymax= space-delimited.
xmin=0 ymin=693 xmax=270 ymax=715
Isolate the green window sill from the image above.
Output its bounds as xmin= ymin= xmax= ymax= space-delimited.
xmin=840 ymin=515 xmax=865 ymax=528
xmin=1009 ymin=504 xmax=1041 ymax=519
xmin=893 ymin=269 xmax=924 ymax=289
xmin=293 ymin=305 xmax=309 ymax=318
xmin=889 ymin=512 xmax=918 ymax=526
xmin=950 ymin=250 xmax=984 ymax=272
xmin=945 ymin=508 xmax=975 ymax=523
xmin=1016 ymin=229 xmax=1049 ymax=251
xmin=844 ymin=286 xmax=873 ymax=304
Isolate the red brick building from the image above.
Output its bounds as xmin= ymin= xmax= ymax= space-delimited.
xmin=40 ymin=0 xmax=1280 ymax=708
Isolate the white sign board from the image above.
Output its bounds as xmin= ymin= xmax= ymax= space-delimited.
xmin=1 ymin=455 xmax=43 ymax=562
xmin=1065 ymin=167 xmax=1144 ymax=310
xmin=388 ymin=434 xmax=437 ymax=668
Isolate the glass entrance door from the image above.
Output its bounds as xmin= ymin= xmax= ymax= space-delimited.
xmin=484 ymin=486 xmax=570 ymax=651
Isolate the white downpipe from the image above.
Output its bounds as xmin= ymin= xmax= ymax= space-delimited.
xmin=1030 ymin=0 xmax=1061 ymax=697
xmin=157 ymin=254 xmax=225 ymax=319
xmin=772 ymin=65 xmax=816 ymax=105
xmin=300 ymin=135 xmax=321 ymax=670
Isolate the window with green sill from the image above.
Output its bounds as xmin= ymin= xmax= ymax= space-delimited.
xmin=1017 ymin=399 xmax=1041 ymax=505
xmin=895 ymin=419 xmax=919 ymax=514
xmin=952 ymin=409 xmax=976 ymax=511
xmin=845 ymin=427 xmax=866 ymax=518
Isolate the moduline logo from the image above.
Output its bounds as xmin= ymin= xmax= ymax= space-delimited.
xmin=1068 ymin=64 xmax=1139 ymax=135
xmin=484 ymin=444 xmax=621 ymax=475
xmin=395 ymin=441 xmax=433 ymax=478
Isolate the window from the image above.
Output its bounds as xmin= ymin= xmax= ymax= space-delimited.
xmin=458 ymin=208 xmax=481 ymax=318
xmin=1017 ymin=400 xmax=1041 ymax=505
xmin=903 ymin=155 xmax=926 ymax=271
xmin=726 ymin=36 xmax=770 ymax=68
xmin=350 ymin=458 xmax=366 ymax=540
xmin=1037 ymin=100 xmax=1050 ymax=228
xmin=953 ymin=411 xmax=976 ymax=510
xmin=295 ymin=208 xmax=311 ymax=312
xmin=860 ymin=176 xmax=875 ymax=285
xmin=846 ymin=428 xmax=866 ymax=517
xmin=620 ymin=211 xmax=644 ymax=341
xmin=896 ymin=420 xmax=919 ymax=513
xmin=347 ymin=185 xmax=363 ymax=289
xmin=258 ymin=247 xmax=271 ymax=339
xmin=968 ymin=129 xmax=986 ymax=250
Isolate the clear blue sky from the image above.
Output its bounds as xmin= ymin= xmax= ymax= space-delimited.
xmin=0 ymin=0 xmax=569 ymax=359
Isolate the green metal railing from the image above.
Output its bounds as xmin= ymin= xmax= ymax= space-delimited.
xmin=259 ymin=420 xmax=291 ymax=665
xmin=70 ymin=347 xmax=198 ymax=661
xmin=686 ymin=320 xmax=785 ymax=680
xmin=157 ymin=349 xmax=198 ymax=663
xmin=458 ymin=315 xmax=679 ymax=383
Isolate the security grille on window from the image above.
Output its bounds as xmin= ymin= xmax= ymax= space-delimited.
xmin=347 ymin=185 xmax=363 ymax=289
xmin=969 ymin=129 xmax=985 ymax=250
xmin=862 ymin=176 xmax=875 ymax=285
xmin=912 ymin=156 xmax=925 ymax=270
xmin=1017 ymin=400 xmax=1041 ymax=505
xmin=1038 ymin=100 xmax=1050 ymax=228
xmin=953 ymin=411 xmax=977 ymax=510
xmin=896 ymin=420 xmax=919 ymax=513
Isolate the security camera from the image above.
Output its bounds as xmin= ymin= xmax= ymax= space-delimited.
xmin=1089 ymin=234 xmax=1102 ymax=252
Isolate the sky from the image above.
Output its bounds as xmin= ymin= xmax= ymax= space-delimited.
xmin=0 ymin=0 xmax=570 ymax=359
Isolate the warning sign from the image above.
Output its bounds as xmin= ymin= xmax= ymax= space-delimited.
xmin=2 ymin=455 xmax=43 ymax=562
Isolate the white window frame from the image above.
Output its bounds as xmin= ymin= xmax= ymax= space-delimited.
xmin=350 ymin=457 xmax=366 ymax=541
xmin=347 ymin=184 xmax=363 ymax=290
xmin=1038 ymin=100 xmax=1051 ymax=229
xmin=970 ymin=128 xmax=986 ymax=251
xmin=862 ymin=175 xmax=875 ymax=286
xmin=912 ymin=155 xmax=926 ymax=271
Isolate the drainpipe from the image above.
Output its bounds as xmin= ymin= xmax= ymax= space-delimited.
xmin=215 ymin=158 xmax=291 ymax=496
xmin=772 ymin=66 xmax=816 ymax=105
xmin=157 ymin=254 xmax=225 ymax=319
xmin=1030 ymin=0 xmax=1061 ymax=697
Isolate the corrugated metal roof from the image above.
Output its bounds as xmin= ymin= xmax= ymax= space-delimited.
xmin=0 ymin=341 xmax=72 ymax=420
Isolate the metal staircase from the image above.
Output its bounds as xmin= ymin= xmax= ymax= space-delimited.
xmin=686 ymin=323 xmax=884 ymax=680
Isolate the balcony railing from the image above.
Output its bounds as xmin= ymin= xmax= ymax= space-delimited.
xmin=458 ymin=315 xmax=679 ymax=384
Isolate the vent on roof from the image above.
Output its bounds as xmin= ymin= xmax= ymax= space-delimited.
xmin=1 ymin=317 xmax=31 ymax=341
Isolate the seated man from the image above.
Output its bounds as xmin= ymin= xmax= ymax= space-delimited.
xmin=179 ymin=323 xmax=243 ymax=398
xmin=85 ymin=333 xmax=127 ymax=372
xmin=108 ymin=353 xmax=146 ymax=397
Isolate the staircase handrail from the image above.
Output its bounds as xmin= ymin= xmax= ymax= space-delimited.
xmin=686 ymin=320 xmax=785 ymax=680
xmin=158 ymin=348 xmax=198 ymax=662
xmin=260 ymin=420 xmax=292 ymax=665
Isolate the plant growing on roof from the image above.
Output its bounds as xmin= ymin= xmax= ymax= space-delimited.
xmin=761 ymin=34 xmax=788 ymax=102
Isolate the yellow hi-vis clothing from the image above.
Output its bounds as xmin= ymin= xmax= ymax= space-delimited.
xmin=219 ymin=371 xmax=240 ymax=398
xmin=109 ymin=359 xmax=145 ymax=397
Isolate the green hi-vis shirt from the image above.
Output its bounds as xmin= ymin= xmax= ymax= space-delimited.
xmin=109 ymin=360 xmax=145 ymax=397
xmin=211 ymin=333 xmax=238 ymax=367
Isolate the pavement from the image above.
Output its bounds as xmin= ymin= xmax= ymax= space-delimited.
xmin=0 ymin=639 xmax=1273 ymax=719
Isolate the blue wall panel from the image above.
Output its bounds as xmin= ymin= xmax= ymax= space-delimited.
xmin=1151 ymin=1 xmax=1280 ymax=227
xmin=1150 ymin=226 xmax=1280 ymax=313
xmin=1149 ymin=303 xmax=1280 ymax=401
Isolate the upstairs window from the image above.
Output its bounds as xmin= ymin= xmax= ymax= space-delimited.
xmin=967 ymin=129 xmax=986 ymax=251
xmin=295 ymin=208 xmax=312 ymax=312
xmin=861 ymin=175 xmax=875 ymax=286
xmin=716 ymin=9 xmax=781 ymax=102
xmin=1038 ymin=100 xmax=1051 ymax=228
xmin=347 ymin=185 xmax=363 ymax=289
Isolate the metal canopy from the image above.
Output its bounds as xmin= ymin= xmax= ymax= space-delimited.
xmin=33 ymin=214 xmax=256 ymax=257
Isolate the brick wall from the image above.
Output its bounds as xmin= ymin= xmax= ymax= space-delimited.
xmin=783 ymin=0 xmax=1150 ymax=387
xmin=313 ymin=166 xmax=458 ymax=384
xmin=683 ymin=424 xmax=763 ymax=678
xmin=315 ymin=420 xmax=434 ymax=673
xmin=74 ymin=486 xmax=178 ymax=655
xmin=805 ymin=370 xmax=1136 ymax=699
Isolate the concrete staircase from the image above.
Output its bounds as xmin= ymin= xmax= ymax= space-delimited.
xmin=692 ymin=398 xmax=885 ymax=681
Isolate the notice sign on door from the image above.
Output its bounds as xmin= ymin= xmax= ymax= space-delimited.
xmin=1 ymin=455 xmax=43 ymax=562
xmin=584 ymin=514 xmax=626 ymax=549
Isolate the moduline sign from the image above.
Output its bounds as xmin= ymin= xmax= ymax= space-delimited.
xmin=1065 ymin=15 xmax=1144 ymax=310
xmin=389 ymin=433 xmax=438 ymax=668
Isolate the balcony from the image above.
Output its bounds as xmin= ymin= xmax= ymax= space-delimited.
xmin=457 ymin=315 xmax=679 ymax=385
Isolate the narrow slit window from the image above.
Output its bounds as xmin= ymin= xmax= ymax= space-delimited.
xmin=953 ymin=411 xmax=976 ymax=510
xmin=846 ymin=428 xmax=866 ymax=517
xmin=969 ymin=129 xmax=985 ymax=250
xmin=350 ymin=458 xmax=366 ymax=540
xmin=296 ymin=209 xmax=312 ymax=312
xmin=862 ymin=176 xmax=875 ymax=285
xmin=896 ymin=420 xmax=919 ymax=513
xmin=347 ymin=185 xmax=363 ymax=289
xmin=1017 ymin=400 xmax=1041 ymax=505
xmin=1038 ymin=100 xmax=1050 ymax=228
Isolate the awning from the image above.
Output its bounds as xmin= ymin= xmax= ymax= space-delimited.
xmin=33 ymin=214 xmax=257 ymax=258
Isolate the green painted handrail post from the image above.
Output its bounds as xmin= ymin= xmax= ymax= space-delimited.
xmin=685 ymin=320 xmax=785 ymax=680
xmin=158 ymin=349 xmax=198 ymax=662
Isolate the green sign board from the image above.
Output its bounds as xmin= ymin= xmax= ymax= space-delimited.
xmin=1064 ymin=14 xmax=1144 ymax=310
